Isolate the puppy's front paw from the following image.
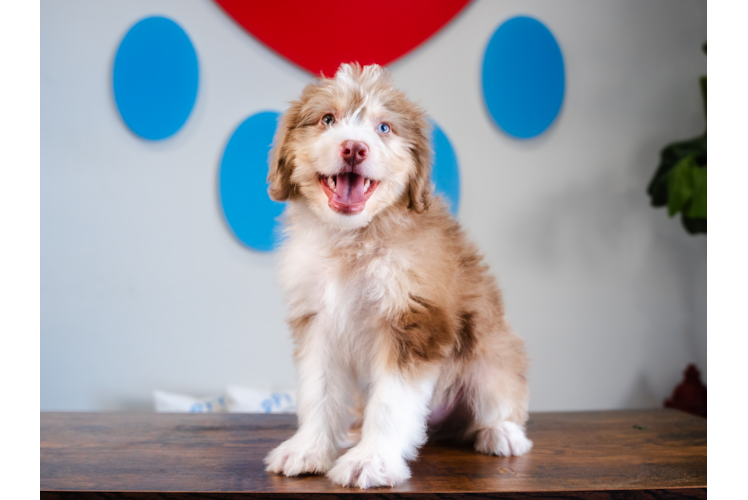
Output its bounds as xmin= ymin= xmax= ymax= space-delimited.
xmin=326 ymin=444 xmax=410 ymax=489
xmin=474 ymin=421 xmax=533 ymax=457
xmin=265 ymin=434 xmax=336 ymax=476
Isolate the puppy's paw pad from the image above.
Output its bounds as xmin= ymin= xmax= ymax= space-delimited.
xmin=327 ymin=445 xmax=410 ymax=489
xmin=475 ymin=421 xmax=533 ymax=457
xmin=265 ymin=435 xmax=336 ymax=476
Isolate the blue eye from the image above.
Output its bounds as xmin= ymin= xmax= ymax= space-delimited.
xmin=377 ymin=123 xmax=390 ymax=133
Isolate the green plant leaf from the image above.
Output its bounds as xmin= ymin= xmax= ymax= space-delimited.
xmin=687 ymin=165 xmax=707 ymax=218
xmin=667 ymin=155 xmax=696 ymax=217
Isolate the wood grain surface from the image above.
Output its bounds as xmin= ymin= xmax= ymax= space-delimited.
xmin=40 ymin=409 xmax=706 ymax=499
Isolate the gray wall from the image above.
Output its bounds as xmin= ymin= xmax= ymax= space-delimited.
xmin=41 ymin=0 xmax=707 ymax=411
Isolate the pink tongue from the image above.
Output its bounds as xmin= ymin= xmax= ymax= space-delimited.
xmin=333 ymin=173 xmax=367 ymax=206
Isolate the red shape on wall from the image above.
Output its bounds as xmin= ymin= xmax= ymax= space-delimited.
xmin=664 ymin=364 xmax=707 ymax=418
xmin=214 ymin=0 xmax=472 ymax=76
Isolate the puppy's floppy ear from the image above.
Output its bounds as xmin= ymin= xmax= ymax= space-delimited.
xmin=267 ymin=103 xmax=300 ymax=202
xmin=406 ymin=119 xmax=433 ymax=214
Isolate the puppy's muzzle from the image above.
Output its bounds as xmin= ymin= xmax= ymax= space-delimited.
xmin=319 ymin=140 xmax=379 ymax=215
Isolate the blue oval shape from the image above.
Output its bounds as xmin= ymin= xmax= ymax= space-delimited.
xmin=113 ymin=17 xmax=199 ymax=140
xmin=482 ymin=17 xmax=565 ymax=139
xmin=219 ymin=112 xmax=284 ymax=252
xmin=430 ymin=122 xmax=460 ymax=215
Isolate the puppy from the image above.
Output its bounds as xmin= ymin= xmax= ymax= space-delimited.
xmin=264 ymin=63 xmax=532 ymax=489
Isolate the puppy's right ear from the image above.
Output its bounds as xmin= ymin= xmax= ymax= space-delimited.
xmin=405 ymin=117 xmax=433 ymax=214
xmin=267 ymin=105 xmax=299 ymax=202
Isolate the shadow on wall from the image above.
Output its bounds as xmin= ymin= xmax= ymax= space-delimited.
xmin=512 ymin=116 xmax=705 ymax=282
xmin=510 ymin=168 xmax=655 ymax=271
xmin=622 ymin=373 xmax=661 ymax=409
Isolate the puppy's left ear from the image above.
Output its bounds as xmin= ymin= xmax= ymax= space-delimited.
xmin=406 ymin=121 xmax=433 ymax=214
xmin=267 ymin=104 xmax=300 ymax=202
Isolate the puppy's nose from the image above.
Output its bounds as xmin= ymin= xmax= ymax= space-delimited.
xmin=341 ymin=141 xmax=369 ymax=167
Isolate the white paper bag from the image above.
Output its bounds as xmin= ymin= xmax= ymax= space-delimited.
xmin=153 ymin=390 xmax=227 ymax=413
xmin=226 ymin=385 xmax=296 ymax=413
xmin=153 ymin=387 xmax=296 ymax=413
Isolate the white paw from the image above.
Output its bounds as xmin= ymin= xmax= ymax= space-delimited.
xmin=264 ymin=433 xmax=337 ymax=476
xmin=474 ymin=421 xmax=533 ymax=457
xmin=326 ymin=444 xmax=410 ymax=489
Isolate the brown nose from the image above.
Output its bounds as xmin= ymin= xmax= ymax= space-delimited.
xmin=341 ymin=141 xmax=369 ymax=167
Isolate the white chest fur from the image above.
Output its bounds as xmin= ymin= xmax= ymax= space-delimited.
xmin=277 ymin=214 xmax=420 ymax=388
xmin=279 ymin=206 xmax=413 ymax=335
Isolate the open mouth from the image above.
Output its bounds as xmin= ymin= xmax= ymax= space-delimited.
xmin=319 ymin=172 xmax=380 ymax=215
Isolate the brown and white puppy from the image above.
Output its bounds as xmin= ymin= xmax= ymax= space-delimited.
xmin=264 ymin=63 xmax=531 ymax=489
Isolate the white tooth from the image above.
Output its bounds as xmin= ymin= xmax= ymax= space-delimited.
xmin=328 ymin=176 xmax=335 ymax=189
xmin=364 ymin=179 xmax=370 ymax=190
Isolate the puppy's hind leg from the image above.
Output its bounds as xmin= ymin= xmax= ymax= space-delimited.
xmin=465 ymin=350 xmax=532 ymax=457
xmin=474 ymin=421 xmax=532 ymax=457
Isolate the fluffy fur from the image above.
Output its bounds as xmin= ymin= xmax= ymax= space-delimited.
xmin=264 ymin=64 xmax=532 ymax=489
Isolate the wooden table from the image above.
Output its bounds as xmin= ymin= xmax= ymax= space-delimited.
xmin=40 ymin=409 xmax=706 ymax=499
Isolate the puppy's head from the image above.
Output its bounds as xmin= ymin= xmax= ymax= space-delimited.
xmin=267 ymin=63 xmax=432 ymax=229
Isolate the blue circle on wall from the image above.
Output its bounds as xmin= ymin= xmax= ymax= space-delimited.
xmin=430 ymin=122 xmax=460 ymax=215
xmin=220 ymin=111 xmax=284 ymax=252
xmin=482 ymin=16 xmax=565 ymax=139
xmin=113 ymin=17 xmax=199 ymax=140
